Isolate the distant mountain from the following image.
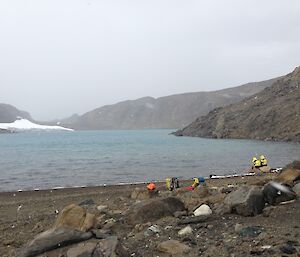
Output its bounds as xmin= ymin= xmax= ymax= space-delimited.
xmin=174 ymin=67 xmax=300 ymax=142
xmin=60 ymin=78 xmax=279 ymax=130
xmin=0 ymin=104 xmax=32 ymax=123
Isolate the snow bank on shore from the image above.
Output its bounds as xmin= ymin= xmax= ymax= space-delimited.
xmin=0 ymin=119 xmax=73 ymax=131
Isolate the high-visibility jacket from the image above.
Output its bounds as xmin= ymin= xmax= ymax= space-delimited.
xmin=192 ymin=177 xmax=200 ymax=188
xmin=147 ymin=183 xmax=156 ymax=191
xmin=166 ymin=178 xmax=172 ymax=190
xmin=260 ymin=155 xmax=267 ymax=166
xmin=252 ymin=158 xmax=261 ymax=168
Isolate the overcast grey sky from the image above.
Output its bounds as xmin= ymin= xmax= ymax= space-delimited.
xmin=0 ymin=0 xmax=300 ymax=120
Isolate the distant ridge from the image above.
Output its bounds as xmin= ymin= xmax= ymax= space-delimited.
xmin=174 ymin=67 xmax=300 ymax=142
xmin=0 ymin=103 xmax=32 ymax=123
xmin=60 ymin=77 xmax=279 ymax=130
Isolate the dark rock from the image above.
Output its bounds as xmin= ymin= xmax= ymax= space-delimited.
xmin=125 ymin=197 xmax=185 ymax=225
xmin=224 ymin=186 xmax=265 ymax=216
xmin=263 ymin=182 xmax=296 ymax=205
xmin=17 ymin=227 xmax=93 ymax=257
xmin=280 ymin=244 xmax=297 ymax=254
xmin=66 ymin=236 xmax=130 ymax=257
xmin=79 ymin=199 xmax=95 ymax=206
xmin=238 ymin=226 xmax=262 ymax=237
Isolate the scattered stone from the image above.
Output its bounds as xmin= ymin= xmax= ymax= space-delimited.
xmin=224 ymin=186 xmax=265 ymax=216
xmin=207 ymin=224 xmax=213 ymax=230
xmin=221 ymin=187 xmax=235 ymax=194
xmin=144 ymin=225 xmax=161 ymax=236
xmin=125 ymin=197 xmax=185 ymax=225
xmin=234 ymin=223 xmax=243 ymax=233
xmin=280 ymin=244 xmax=297 ymax=254
xmin=193 ymin=204 xmax=212 ymax=216
xmin=238 ymin=226 xmax=262 ymax=237
xmin=78 ymin=199 xmax=95 ymax=206
xmin=97 ymin=205 xmax=108 ymax=213
xmin=157 ymin=240 xmax=191 ymax=255
xmin=17 ymin=227 xmax=92 ymax=257
xmin=178 ymin=225 xmax=193 ymax=236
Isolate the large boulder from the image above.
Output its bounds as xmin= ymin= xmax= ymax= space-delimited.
xmin=263 ymin=182 xmax=296 ymax=205
xmin=17 ymin=227 xmax=92 ymax=257
xmin=125 ymin=197 xmax=185 ymax=225
xmin=224 ymin=186 xmax=265 ymax=216
xmin=276 ymin=169 xmax=300 ymax=185
xmin=54 ymin=204 xmax=98 ymax=232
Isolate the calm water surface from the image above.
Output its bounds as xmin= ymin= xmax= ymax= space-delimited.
xmin=0 ymin=130 xmax=299 ymax=191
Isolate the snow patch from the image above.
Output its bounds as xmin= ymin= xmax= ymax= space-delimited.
xmin=0 ymin=119 xmax=73 ymax=131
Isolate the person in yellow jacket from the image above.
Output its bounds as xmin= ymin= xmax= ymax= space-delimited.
xmin=260 ymin=155 xmax=268 ymax=166
xmin=252 ymin=157 xmax=261 ymax=168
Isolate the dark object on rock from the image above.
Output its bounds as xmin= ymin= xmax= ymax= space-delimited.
xmin=17 ymin=227 xmax=92 ymax=257
xmin=238 ymin=226 xmax=262 ymax=237
xmin=79 ymin=199 xmax=95 ymax=206
xmin=263 ymin=182 xmax=296 ymax=205
xmin=125 ymin=197 xmax=185 ymax=225
xmin=178 ymin=215 xmax=211 ymax=225
xmin=280 ymin=244 xmax=297 ymax=254
xmin=224 ymin=186 xmax=265 ymax=216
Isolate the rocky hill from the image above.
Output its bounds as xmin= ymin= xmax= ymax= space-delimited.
xmin=60 ymin=78 xmax=278 ymax=130
xmin=0 ymin=103 xmax=32 ymax=123
xmin=174 ymin=67 xmax=300 ymax=142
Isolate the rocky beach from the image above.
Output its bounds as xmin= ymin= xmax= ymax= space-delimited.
xmin=0 ymin=162 xmax=299 ymax=257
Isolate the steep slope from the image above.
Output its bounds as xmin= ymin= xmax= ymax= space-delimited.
xmin=61 ymin=78 xmax=278 ymax=130
xmin=0 ymin=104 xmax=32 ymax=123
xmin=174 ymin=67 xmax=300 ymax=142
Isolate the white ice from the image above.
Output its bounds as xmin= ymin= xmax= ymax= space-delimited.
xmin=0 ymin=119 xmax=73 ymax=131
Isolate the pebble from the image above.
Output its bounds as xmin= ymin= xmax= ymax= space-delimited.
xmin=178 ymin=225 xmax=193 ymax=236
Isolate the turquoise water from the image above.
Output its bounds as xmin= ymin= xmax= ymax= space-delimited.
xmin=0 ymin=130 xmax=299 ymax=192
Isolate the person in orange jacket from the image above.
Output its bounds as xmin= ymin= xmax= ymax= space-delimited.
xmin=147 ymin=182 xmax=156 ymax=191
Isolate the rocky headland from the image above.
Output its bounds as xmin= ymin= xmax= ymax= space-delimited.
xmin=174 ymin=67 xmax=300 ymax=142
xmin=0 ymin=161 xmax=299 ymax=257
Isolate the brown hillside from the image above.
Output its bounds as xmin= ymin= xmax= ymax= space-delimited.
xmin=174 ymin=67 xmax=300 ymax=142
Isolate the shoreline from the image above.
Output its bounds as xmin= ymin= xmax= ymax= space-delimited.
xmin=1 ymin=172 xmax=298 ymax=257
xmin=1 ymin=170 xmax=283 ymax=194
